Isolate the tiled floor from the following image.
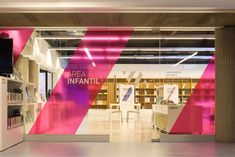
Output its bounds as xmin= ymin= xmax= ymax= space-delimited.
xmin=77 ymin=109 xmax=160 ymax=142
xmin=1 ymin=142 xmax=235 ymax=157
xmin=3 ymin=109 xmax=233 ymax=157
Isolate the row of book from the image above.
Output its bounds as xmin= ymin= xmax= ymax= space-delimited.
xmin=135 ymin=85 xmax=155 ymax=89
xmin=7 ymin=116 xmax=23 ymax=129
xmin=135 ymin=97 xmax=156 ymax=103
xmin=7 ymin=92 xmax=23 ymax=104
xmin=136 ymin=91 xmax=156 ymax=95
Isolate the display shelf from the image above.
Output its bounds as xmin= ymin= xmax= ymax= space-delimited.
xmin=135 ymin=88 xmax=155 ymax=90
xmin=6 ymin=78 xmax=24 ymax=84
xmin=7 ymin=103 xmax=24 ymax=106
xmin=152 ymin=105 xmax=183 ymax=133
xmin=90 ymin=77 xmax=213 ymax=110
xmin=25 ymin=102 xmax=37 ymax=105
xmin=26 ymin=82 xmax=36 ymax=86
xmin=7 ymin=125 xmax=23 ymax=131
xmin=7 ymin=117 xmax=23 ymax=130
xmin=0 ymin=77 xmax=24 ymax=151
xmin=13 ymin=56 xmax=40 ymax=135
xmin=152 ymin=105 xmax=203 ymax=134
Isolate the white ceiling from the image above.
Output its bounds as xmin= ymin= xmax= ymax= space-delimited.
xmin=0 ymin=0 xmax=235 ymax=12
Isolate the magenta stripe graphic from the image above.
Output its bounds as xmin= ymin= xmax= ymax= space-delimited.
xmin=29 ymin=28 xmax=133 ymax=134
xmin=170 ymin=55 xmax=215 ymax=134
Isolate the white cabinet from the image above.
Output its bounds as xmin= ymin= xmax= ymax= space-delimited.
xmin=152 ymin=104 xmax=184 ymax=133
xmin=0 ymin=77 xmax=24 ymax=151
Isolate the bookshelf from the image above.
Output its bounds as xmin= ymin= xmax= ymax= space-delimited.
xmin=89 ymin=77 xmax=215 ymax=110
xmin=135 ymin=79 xmax=155 ymax=108
xmin=0 ymin=55 xmax=40 ymax=150
xmin=24 ymin=83 xmax=38 ymax=133
xmin=14 ymin=56 xmax=40 ymax=134
xmin=0 ymin=77 xmax=24 ymax=151
xmin=152 ymin=104 xmax=185 ymax=133
xmin=91 ymin=81 xmax=108 ymax=109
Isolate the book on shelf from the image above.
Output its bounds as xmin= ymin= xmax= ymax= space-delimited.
xmin=7 ymin=92 xmax=23 ymax=104
xmin=135 ymin=97 xmax=139 ymax=102
xmin=97 ymin=100 xmax=102 ymax=105
xmin=7 ymin=116 xmax=23 ymax=129
xmin=145 ymin=97 xmax=150 ymax=103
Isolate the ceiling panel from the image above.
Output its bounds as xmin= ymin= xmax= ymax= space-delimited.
xmin=0 ymin=13 xmax=235 ymax=27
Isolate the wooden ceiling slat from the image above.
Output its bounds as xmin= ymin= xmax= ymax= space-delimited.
xmin=0 ymin=13 xmax=234 ymax=27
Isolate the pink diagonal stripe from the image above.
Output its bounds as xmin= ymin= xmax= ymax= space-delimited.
xmin=29 ymin=28 xmax=133 ymax=134
xmin=170 ymin=55 xmax=215 ymax=134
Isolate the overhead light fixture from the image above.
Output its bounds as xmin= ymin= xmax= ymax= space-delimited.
xmin=50 ymin=47 xmax=215 ymax=52
xmin=92 ymin=62 xmax=96 ymax=67
xmin=35 ymin=36 xmax=82 ymax=40
xmin=49 ymin=47 xmax=104 ymax=51
xmin=129 ymin=36 xmax=214 ymax=40
xmin=126 ymin=34 xmax=214 ymax=40
xmin=34 ymin=27 xmax=214 ymax=32
xmin=82 ymin=36 xmax=121 ymax=41
xmin=59 ymin=54 xmax=211 ymax=60
xmin=172 ymin=52 xmax=198 ymax=67
xmin=36 ymin=34 xmax=214 ymax=41
xmin=84 ymin=47 xmax=93 ymax=60
xmin=84 ymin=47 xmax=96 ymax=67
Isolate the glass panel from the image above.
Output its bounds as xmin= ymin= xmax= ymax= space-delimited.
xmin=26 ymin=28 xmax=215 ymax=141
xmin=46 ymin=72 xmax=53 ymax=99
xmin=39 ymin=71 xmax=46 ymax=98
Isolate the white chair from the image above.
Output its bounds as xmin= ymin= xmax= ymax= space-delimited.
xmin=126 ymin=103 xmax=141 ymax=122
xmin=109 ymin=103 xmax=123 ymax=122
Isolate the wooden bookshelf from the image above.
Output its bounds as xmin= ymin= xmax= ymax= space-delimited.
xmin=90 ymin=77 xmax=215 ymax=110
xmin=91 ymin=81 xmax=109 ymax=109
xmin=14 ymin=56 xmax=40 ymax=134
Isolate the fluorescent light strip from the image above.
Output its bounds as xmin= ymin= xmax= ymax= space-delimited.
xmin=50 ymin=47 xmax=104 ymax=51
xmin=59 ymin=55 xmax=211 ymax=60
xmin=129 ymin=37 xmax=214 ymax=40
xmin=118 ymin=55 xmax=211 ymax=59
xmin=51 ymin=47 xmax=215 ymax=52
xmin=36 ymin=35 xmax=214 ymax=40
xmin=34 ymin=27 xmax=214 ymax=32
xmin=83 ymin=36 xmax=123 ymax=41
xmin=172 ymin=52 xmax=198 ymax=67
xmin=92 ymin=62 xmax=96 ymax=67
xmin=84 ymin=47 xmax=93 ymax=60
xmin=35 ymin=36 xmax=82 ymax=40
xmin=83 ymin=47 xmax=96 ymax=67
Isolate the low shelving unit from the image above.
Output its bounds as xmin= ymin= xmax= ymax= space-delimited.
xmin=0 ymin=77 xmax=24 ymax=151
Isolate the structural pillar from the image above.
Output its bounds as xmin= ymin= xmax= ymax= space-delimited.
xmin=216 ymin=26 xmax=235 ymax=142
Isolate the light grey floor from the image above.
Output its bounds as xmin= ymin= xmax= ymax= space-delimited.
xmin=1 ymin=142 xmax=235 ymax=157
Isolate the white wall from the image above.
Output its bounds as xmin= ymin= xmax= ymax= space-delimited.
xmin=108 ymin=64 xmax=208 ymax=78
